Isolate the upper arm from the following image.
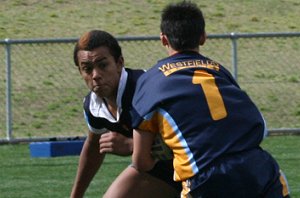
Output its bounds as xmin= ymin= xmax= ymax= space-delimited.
xmin=81 ymin=131 xmax=102 ymax=157
xmin=132 ymin=129 xmax=156 ymax=172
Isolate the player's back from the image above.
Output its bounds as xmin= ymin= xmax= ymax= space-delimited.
xmin=132 ymin=51 xmax=265 ymax=180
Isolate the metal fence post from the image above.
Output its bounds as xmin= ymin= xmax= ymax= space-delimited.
xmin=230 ymin=32 xmax=238 ymax=81
xmin=4 ymin=38 xmax=12 ymax=141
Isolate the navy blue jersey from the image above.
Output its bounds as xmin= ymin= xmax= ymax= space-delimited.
xmin=84 ymin=68 xmax=144 ymax=137
xmin=131 ymin=51 xmax=266 ymax=181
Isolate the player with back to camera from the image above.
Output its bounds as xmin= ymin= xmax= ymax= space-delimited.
xmin=131 ymin=1 xmax=290 ymax=198
xmin=70 ymin=30 xmax=181 ymax=198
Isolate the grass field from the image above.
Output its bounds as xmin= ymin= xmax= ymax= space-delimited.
xmin=0 ymin=135 xmax=299 ymax=197
xmin=1 ymin=0 xmax=299 ymax=39
xmin=0 ymin=0 xmax=299 ymax=197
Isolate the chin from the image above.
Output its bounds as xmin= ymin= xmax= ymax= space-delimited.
xmin=94 ymin=90 xmax=109 ymax=99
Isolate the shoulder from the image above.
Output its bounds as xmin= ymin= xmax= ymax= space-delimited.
xmin=125 ymin=68 xmax=145 ymax=82
xmin=120 ymin=68 xmax=145 ymax=110
xmin=83 ymin=92 xmax=92 ymax=111
xmin=124 ymin=68 xmax=146 ymax=92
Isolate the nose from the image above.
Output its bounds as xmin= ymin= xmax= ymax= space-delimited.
xmin=92 ymin=67 xmax=102 ymax=80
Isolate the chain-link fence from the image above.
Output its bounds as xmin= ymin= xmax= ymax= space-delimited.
xmin=1 ymin=33 xmax=300 ymax=143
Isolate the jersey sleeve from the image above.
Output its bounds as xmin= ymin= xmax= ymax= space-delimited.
xmin=130 ymin=68 xmax=164 ymax=131
xmin=83 ymin=110 xmax=108 ymax=134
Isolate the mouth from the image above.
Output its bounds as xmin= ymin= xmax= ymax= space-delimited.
xmin=92 ymin=84 xmax=108 ymax=95
xmin=93 ymin=85 xmax=102 ymax=92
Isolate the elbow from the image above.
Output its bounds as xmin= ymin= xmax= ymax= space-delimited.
xmin=132 ymin=162 xmax=151 ymax=172
xmin=132 ymin=154 xmax=155 ymax=172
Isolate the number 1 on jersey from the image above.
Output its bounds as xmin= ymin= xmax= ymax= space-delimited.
xmin=192 ymin=70 xmax=227 ymax=120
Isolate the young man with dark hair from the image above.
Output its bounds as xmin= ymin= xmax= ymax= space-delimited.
xmin=131 ymin=2 xmax=290 ymax=197
xmin=71 ymin=30 xmax=181 ymax=198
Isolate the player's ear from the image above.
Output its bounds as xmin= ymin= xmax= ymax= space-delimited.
xmin=199 ymin=32 xmax=206 ymax=46
xmin=118 ymin=55 xmax=124 ymax=65
xmin=160 ymin=32 xmax=169 ymax=46
xmin=117 ymin=55 xmax=124 ymax=72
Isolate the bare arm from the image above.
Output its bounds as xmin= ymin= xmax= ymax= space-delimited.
xmin=132 ymin=129 xmax=156 ymax=172
xmin=70 ymin=132 xmax=105 ymax=198
xmin=70 ymin=131 xmax=134 ymax=197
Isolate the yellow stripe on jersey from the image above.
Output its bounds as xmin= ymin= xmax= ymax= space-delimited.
xmin=139 ymin=109 xmax=199 ymax=181
xmin=139 ymin=111 xmax=159 ymax=133
xmin=181 ymin=180 xmax=191 ymax=198
xmin=279 ymin=170 xmax=290 ymax=196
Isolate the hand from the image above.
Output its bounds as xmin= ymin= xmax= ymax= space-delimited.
xmin=99 ymin=131 xmax=133 ymax=156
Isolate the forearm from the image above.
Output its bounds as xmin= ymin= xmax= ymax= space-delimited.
xmin=71 ymin=137 xmax=105 ymax=198
xmin=123 ymin=136 xmax=133 ymax=155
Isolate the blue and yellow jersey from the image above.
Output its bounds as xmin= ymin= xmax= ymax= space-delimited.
xmin=131 ymin=51 xmax=266 ymax=181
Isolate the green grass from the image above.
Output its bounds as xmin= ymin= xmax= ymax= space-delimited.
xmin=0 ymin=0 xmax=299 ymax=39
xmin=0 ymin=135 xmax=299 ymax=197
xmin=261 ymin=135 xmax=300 ymax=197
xmin=0 ymin=143 xmax=131 ymax=197
xmin=0 ymin=1 xmax=299 ymax=196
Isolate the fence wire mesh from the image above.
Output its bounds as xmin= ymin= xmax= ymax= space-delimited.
xmin=0 ymin=33 xmax=299 ymax=141
xmin=236 ymin=36 xmax=300 ymax=129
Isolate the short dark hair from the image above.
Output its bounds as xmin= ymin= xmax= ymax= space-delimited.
xmin=73 ymin=30 xmax=122 ymax=67
xmin=160 ymin=1 xmax=205 ymax=51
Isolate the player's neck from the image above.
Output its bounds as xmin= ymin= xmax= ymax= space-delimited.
xmin=168 ymin=47 xmax=199 ymax=56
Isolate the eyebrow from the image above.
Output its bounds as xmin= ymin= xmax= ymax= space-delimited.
xmin=81 ymin=56 xmax=107 ymax=65
xmin=93 ymin=57 xmax=107 ymax=63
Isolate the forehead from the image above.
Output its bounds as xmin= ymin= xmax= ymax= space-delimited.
xmin=77 ymin=46 xmax=112 ymax=62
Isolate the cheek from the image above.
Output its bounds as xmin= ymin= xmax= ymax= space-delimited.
xmin=82 ymin=75 xmax=93 ymax=88
xmin=110 ymin=73 xmax=121 ymax=86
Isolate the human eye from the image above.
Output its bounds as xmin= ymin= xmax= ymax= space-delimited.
xmin=81 ymin=64 xmax=93 ymax=74
xmin=95 ymin=61 xmax=108 ymax=70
